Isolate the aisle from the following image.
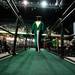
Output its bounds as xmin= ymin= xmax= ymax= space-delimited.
xmin=0 ymin=48 xmax=75 ymax=75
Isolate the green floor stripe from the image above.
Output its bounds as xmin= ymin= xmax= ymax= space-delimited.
xmin=41 ymin=50 xmax=75 ymax=75
xmin=0 ymin=48 xmax=75 ymax=75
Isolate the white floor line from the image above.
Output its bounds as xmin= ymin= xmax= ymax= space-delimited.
xmin=64 ymin=58 xmax=75 ymax=64
xmin=0 ymin=55 xmax=12 ymax=61
xmin=66 ymin=57 xmax=75 ymax=61
xmin=0 ymin=53 xmax=18 ymax=61
xmin=0 ymin=52 xmax=9 ymax=58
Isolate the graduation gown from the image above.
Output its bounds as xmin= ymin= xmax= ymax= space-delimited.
xmin=32 ymin=21 xmax=45 ymax=48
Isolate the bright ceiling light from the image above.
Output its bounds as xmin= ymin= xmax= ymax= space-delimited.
xmin=55 ymin=0 xmax=58 ymax=6
xmin=55 ymin=2 xmax=58 ymax=6
xmin=22 ymin=0 xmax=29 ymax=6
xmin=60 ymin=0 xmax=63 ymax=6
xmin=40 ymin=1 xmax=48 ymax=8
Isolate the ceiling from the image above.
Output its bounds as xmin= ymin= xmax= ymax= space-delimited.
xmin=0 ymin=0 xmax=75 ymax=34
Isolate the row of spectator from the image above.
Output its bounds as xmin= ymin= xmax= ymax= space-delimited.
xmin=0 ymin=36 xmax=11 ymax=54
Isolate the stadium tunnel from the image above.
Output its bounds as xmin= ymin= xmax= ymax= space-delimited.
xmin=0 ymin=0 xmax=75 ymax=75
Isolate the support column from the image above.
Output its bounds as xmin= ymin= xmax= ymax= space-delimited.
xmin=12 ymin=18 xmax=19 ymax=55
xmin=61 ymin=18 xmax=64 ymax=58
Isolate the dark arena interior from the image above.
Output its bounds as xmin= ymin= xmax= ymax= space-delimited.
xmin=0 ymin=0 xmax=75 ymax=75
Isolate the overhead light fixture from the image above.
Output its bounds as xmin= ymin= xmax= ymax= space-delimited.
xmin=60 ymin=0 xmax=63 ymax=6
xmin=22 ymin=0 xmax=29 ymax=6
xmin=55 ymin=0 xmax=58 ymax=6
xmin=40 ymin=1 xmax=48 ymax=8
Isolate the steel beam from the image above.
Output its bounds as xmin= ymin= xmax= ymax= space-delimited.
xmin=0 ymin=26 xmax=14 ymax=35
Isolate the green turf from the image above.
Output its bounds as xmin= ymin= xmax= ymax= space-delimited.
xmin=0 ymin=48 xmax=75 ymax=75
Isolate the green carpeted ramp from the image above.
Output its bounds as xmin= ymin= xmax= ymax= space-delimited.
xmin=0 ymin=48 xmax=75 ymax=75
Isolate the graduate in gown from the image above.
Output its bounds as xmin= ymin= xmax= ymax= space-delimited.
xmin=32 ymin=16 xmax=45 ymax=52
